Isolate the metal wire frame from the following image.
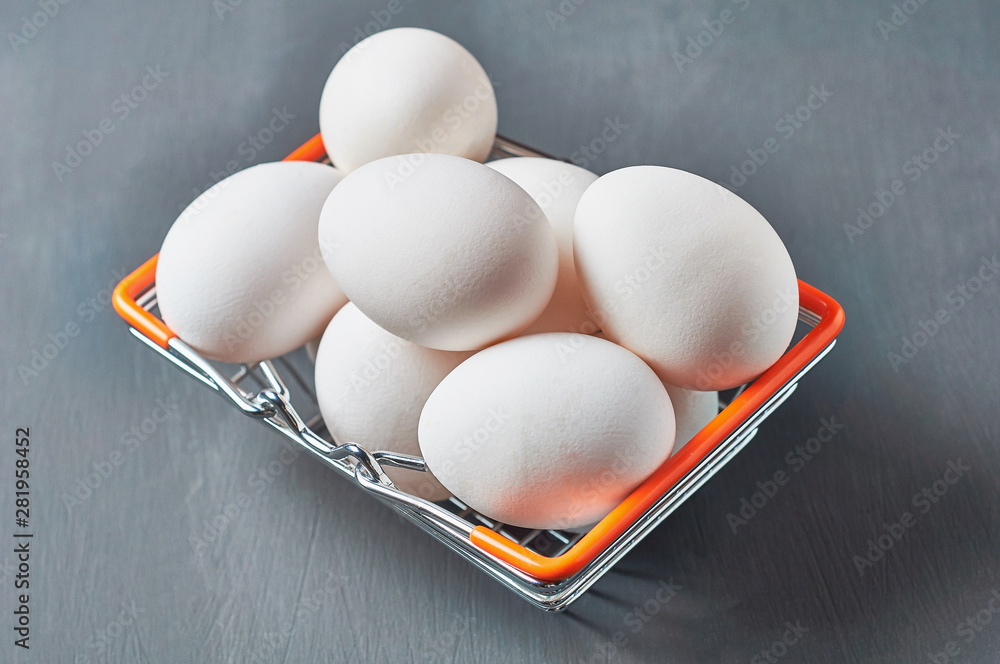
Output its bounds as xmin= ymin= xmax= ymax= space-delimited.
xmin=120 ymin=137 xmax=838 ymax=610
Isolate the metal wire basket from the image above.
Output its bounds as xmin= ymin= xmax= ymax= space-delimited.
xmin=112 ymin=134 xmax=845 ymax=611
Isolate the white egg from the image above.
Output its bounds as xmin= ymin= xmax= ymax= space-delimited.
xmin=315 ymin=303 xmax=468 ymax=501
xmin=574 ymin=166 xmax=799 ymax=391
xmin=596 ymin=330 xmax=717 ymax=453
xmin=157 ymin=162 xmax=347 ymax=364
xmin=663 ymin=384 xmax=719 ymax=454
xmin=319 ymin=153 xmax=558 ymax=351
xmin=319 ymin=27 xmax=497 ymax=173
xmin=487 ymin=157 xmax=599 ymax=335
xmin=562 ymin=382 xmax=715 ymax=533
xmin=418 ymin=333 xmax=676 ymax=530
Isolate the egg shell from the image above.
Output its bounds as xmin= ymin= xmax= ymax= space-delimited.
xmin=596 ymin=330 xmax=717 ymax=453
xmin=319 ymin=153 xmax=558 ymax=351
xmin=487 ymin=157 xmax=599 ymax=335
xmin=320 ymin=27 xmax=497 ymax=173
xmin=663 ymin=384 xmax=719 ymax=454
xmin=574 ymin=165 xmax=799 ymax=390
xmin=156 ymin=162 xmax=348 ymax=364
xmin=418 ymin=333 xmax=676 ymax=530
xmin=315 ymin=303 xmax=468 ymax=501
xmin=567 ymin=378 xmax=716 ymax=533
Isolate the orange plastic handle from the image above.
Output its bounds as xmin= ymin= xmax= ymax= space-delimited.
xmin=112 ymin=253 xmax=174 ymax=347
xmin=111 ymin=133 xmax=329 ymax=347
xmin=284 ymin=132 xmax=328 ymax=163
xmin=470 ymin=280 xmax=845 ymax=581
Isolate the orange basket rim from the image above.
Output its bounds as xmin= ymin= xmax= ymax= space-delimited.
xmin=112 ymin=132 xmax=846 ymax=582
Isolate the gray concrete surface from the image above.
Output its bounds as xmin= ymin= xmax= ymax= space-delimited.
xmin=1 ymin=1 xmax=999 ymax=662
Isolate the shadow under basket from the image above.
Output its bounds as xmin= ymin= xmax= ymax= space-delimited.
xmin=113 ymin=133 xmax=846 ymax=611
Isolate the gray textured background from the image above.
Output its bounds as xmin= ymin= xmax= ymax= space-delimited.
xmin=2 ymin=1 xmax=999 ymax=662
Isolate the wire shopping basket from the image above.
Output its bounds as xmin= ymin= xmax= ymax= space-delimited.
xmin=112 ymin=133 xmax=845 ymax=611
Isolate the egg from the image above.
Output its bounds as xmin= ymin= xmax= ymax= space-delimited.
xmin=487 ymin=157 xmax=599 ymax=334
xmin=319 ymin=153 xmax=558 ymax=351
xmin=574 ymin=166 xmax=799 ymax=390
xmin=418 ymin=333 xmax=676 ymax=530
xmin=314 ymin=303 xmax=468 ymax=501
xmin=596 ymin=330 xmax=717 ymax=453
xmin=156 ymin=162 xmax=347 ymax=364
xmin=595 ymin=330 xmax=718 ymax=450
xmin=663 ymin=384 xmax=719 ymax=454
xmin=319 ymin=27 xmax=497 ymax=173
xmin=549 ymin=383 xmax=716 ymax=533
